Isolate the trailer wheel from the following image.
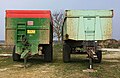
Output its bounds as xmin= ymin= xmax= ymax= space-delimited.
xmin=96 ymin=50 xmax=102 ymax=63
xmin=12 ymin=46 xmax=20 ymax=61
xmin=63 ymin=43 xmax=71 ymax=62
xmin=44 ymin=44 xmax=53 ymax=62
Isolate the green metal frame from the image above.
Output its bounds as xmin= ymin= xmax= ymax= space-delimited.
xmin=6 ymin=18 xmax=51 ymax=58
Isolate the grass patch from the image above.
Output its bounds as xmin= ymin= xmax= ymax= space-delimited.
xmin=0 ymin=44 xmax=120 ymax=78
xmin=0 ymin=46 xmax=13 ymax=54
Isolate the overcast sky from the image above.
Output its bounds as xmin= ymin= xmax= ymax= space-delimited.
xmin=0 ymin=0 xmax=120 ymax=40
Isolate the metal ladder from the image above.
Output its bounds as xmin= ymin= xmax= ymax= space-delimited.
xmin=16 ymin=22 xmax=27 ymax=43
xmin=16 ymin=22 xmax=28 ymax=68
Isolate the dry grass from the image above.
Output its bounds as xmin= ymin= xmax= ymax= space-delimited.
xmin=0 ymin=44 xmax=120 ymax=78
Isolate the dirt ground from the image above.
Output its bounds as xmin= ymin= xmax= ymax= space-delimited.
xmin=0 ymin=45 xmax=120 ymax=78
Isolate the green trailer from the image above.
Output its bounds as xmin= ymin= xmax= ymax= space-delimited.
xmin=5 ymin=10 xmax=53 ymax=63
xmin=63 ymin=10 xmax=113 ymax=69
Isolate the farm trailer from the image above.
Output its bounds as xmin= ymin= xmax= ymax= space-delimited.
xmin=62 ymin=10 xmax=113 ymax=69
xmin=5 ymin=10 xmax=53 ymax=65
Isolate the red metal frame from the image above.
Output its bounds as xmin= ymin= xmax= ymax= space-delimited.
xmin=6 ymin=10 xmax=51 ymax=18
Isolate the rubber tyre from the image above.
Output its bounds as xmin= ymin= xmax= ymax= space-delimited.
xmin=63 ymin=43 xmax=71 ymax=62
xmin=12 ymin=46 xmax=20 ymax=61
xmin=44 ymin=44 xmax=53 ymax=62
xmin=96 ymin=50 xmax=102 ymax=63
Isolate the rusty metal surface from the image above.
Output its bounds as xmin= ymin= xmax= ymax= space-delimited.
xmin=66 ymin=18 xmax=78 ymax=40
xmin=39 ymin=30 xmax=49 ymax=44
xmin=101 ymin=18 xmax=112 ymax=39
xmin=5 ymin=29 xmax=15 ymax=45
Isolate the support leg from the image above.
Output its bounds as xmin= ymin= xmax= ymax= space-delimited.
xmin=89 ymin=58 xmax=93 ymax=69
xmin=24 ymin=57 xmax=27 ymax=68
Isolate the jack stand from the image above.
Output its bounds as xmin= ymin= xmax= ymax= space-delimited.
xmin=83 ymin=58 xmax=97 ymax=72
xmin=89 ymin=58 xmax=93 ymax=69
xmin=86 ymin=47 xmax=94 ymax=69
xmin=24 ymin=57 xmax=27 ymax=68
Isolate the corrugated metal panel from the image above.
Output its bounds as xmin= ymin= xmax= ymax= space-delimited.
xmin=63 ymin=10 xmax=113 ymax=41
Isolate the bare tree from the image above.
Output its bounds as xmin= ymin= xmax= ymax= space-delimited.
xmin=52 ymin=11 xmax=64 ymax=43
